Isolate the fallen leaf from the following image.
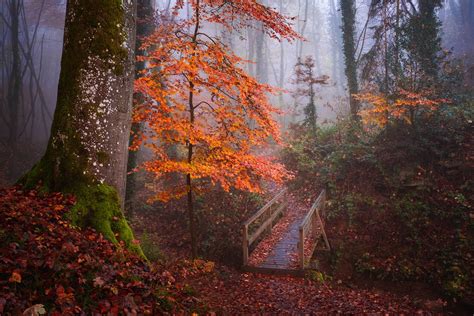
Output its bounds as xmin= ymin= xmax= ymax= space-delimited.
xmin=9 ymin=271 xmax=21 ymax=283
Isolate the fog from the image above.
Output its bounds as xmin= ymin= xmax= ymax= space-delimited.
xmin=0 ymin=0 xmax=472 ymax=182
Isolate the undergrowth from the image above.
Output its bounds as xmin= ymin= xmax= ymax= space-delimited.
xmin=282 ymin=99 xmax=473 ymax=304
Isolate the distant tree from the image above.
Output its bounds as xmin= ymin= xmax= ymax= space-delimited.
xmin=340 ymin=0 xmax=359 ymax=119
xmin=5 ymin=0 xmax=21 ymax=148
xmin=360 ymin=0 xmax=444 ymax=94
xmin=0 ymin=0 xmax=51 ymax=148
xmin=255 ymin=22 xmax=269 ymax=84
xmin=126 ymin=0 xmax=156 ymax=203
xmin=441 ymin=0 xmax=474 ymax=58
xmin=328 ymin=0 xmax=344 ymax=92
xmin=402 ymin=0 xmax=443 ymax=87
xmin=1 ymin=0 xmax=58 ymax=182
xmin=293 ymin=56 xmax=328 ymax=130
xmin=355 ymin=1 xmax=461 ymax=137
xmin=21 ymin=0 xmax=141 ymax=253
xmin=133 ymin=0 xmax=298 ymax=258
xmin=296 ymin=0 xmax=309 ymax=61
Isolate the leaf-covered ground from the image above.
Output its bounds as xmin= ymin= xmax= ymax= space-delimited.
xmin=0 ymin=187 xmax=451 ymax=314
xmin=0 ymin=187 xmax=197 ymax=314
xmin=186 ymin=265 xmax=428 ymax=314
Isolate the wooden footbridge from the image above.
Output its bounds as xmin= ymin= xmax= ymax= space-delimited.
xmin=242 ymin=188 xmax=330 ymax=276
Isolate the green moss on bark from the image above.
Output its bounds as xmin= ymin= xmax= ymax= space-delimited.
xmin=67 ymin=183 xmax=143 ymax=256
xmin=21 ymin=169 xmax=143 ymax=257
xmin=68 ymin=0 xmax=128 ymax=76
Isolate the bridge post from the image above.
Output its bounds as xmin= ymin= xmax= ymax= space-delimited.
xmin=317 ymin=195 xmax=331 ymax=251
xmin=266 ymin=207 xmax=272 ymax=235
xmin=242 ymin=225 xmax=249 ymax=266
xmin=299 ymin=227 xmax=305 ymax=269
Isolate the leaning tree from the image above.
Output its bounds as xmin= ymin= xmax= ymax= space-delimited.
xmin=22 ymin=0 xmax=140 ymax=253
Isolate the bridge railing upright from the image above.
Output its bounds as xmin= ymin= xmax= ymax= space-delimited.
xmin=298 ymin=189 xmax=330 ymax=269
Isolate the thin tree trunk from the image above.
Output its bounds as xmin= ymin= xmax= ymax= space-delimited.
xmin=309 ymin=66 xmax=317 ymax=129
xmin=247 ymin=25 xmax=256 ymax=77
xmin=329 ymin=0 xmax=342 ymax=92
xmin=278 ymin=0 xmax=286 ymax=127
xmin=394 ymin=0 xmax=400 ymax=85
xmin=187 ymin=77 xmax=196 ymax=257
xmin=383 ymin=0 xmax=389 ymax=93
xmin=297 ymin=0 xmax=309 ymax=60
xmin=187 ymin=0 xmax=201 ymax=259
xmin=7 ymin=0 xmax=21 ymax=149
xmin=256 ymin=23 xmax=267 ymax=83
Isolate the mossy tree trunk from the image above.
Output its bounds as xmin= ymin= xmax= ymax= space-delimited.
xmin=21 ymin=0 xmax=141 ymax=255
xmin=340 ymin=0 xmax=359 ymax=119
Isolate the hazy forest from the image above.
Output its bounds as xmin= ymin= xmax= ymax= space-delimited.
xmin=0 ymin=0 xmax=473 ymax=314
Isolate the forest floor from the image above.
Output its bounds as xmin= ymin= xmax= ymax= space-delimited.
xmin=184 ymin=265 xmax=426 ymax=314
xmin=0 ymin=186 xmax=466 ymax=314
xmin=129 ymin=194 xmax=457 ymax=315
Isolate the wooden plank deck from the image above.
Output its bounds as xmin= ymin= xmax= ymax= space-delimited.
xmin=258 ymin=219 xmax=300 ymax=269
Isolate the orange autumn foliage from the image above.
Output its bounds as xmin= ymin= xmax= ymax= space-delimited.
xmin=133 ymin=1 xmax=295 ymax=203
xmin=174 ymin=0 xmax=300 ymax=41
xmin=355 ymin=89 xmax=449 ymax=127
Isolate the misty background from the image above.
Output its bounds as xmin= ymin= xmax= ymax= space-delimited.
xmin=1 ymin=0 xmax=473 ymax=184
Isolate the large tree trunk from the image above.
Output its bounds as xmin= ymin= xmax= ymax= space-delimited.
xmin=21 ymin=0 xmax=141 ymax=254
xmin=340 ymin=0 xmax=359 ymax=119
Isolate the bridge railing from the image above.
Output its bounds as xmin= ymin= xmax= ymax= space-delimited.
xmin=242 ymin=188 xmax=288 ymax=266
xmin=298 ymin=189 xmax=330 ymax=269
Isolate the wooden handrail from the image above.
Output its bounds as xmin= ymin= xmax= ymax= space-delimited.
xmin=248 ymin=201 xmax=287 ymax=245
xmin=243 ymin=188 xmax=287 ymax=227
xmin=242 ymin=188 xmax=288 ymax=266
xmin=299 ymin=189 xmax=326 ymax=232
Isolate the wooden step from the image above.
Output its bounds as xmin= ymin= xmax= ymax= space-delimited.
xmin=242 ymin=265 xmax=304 ymax=277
